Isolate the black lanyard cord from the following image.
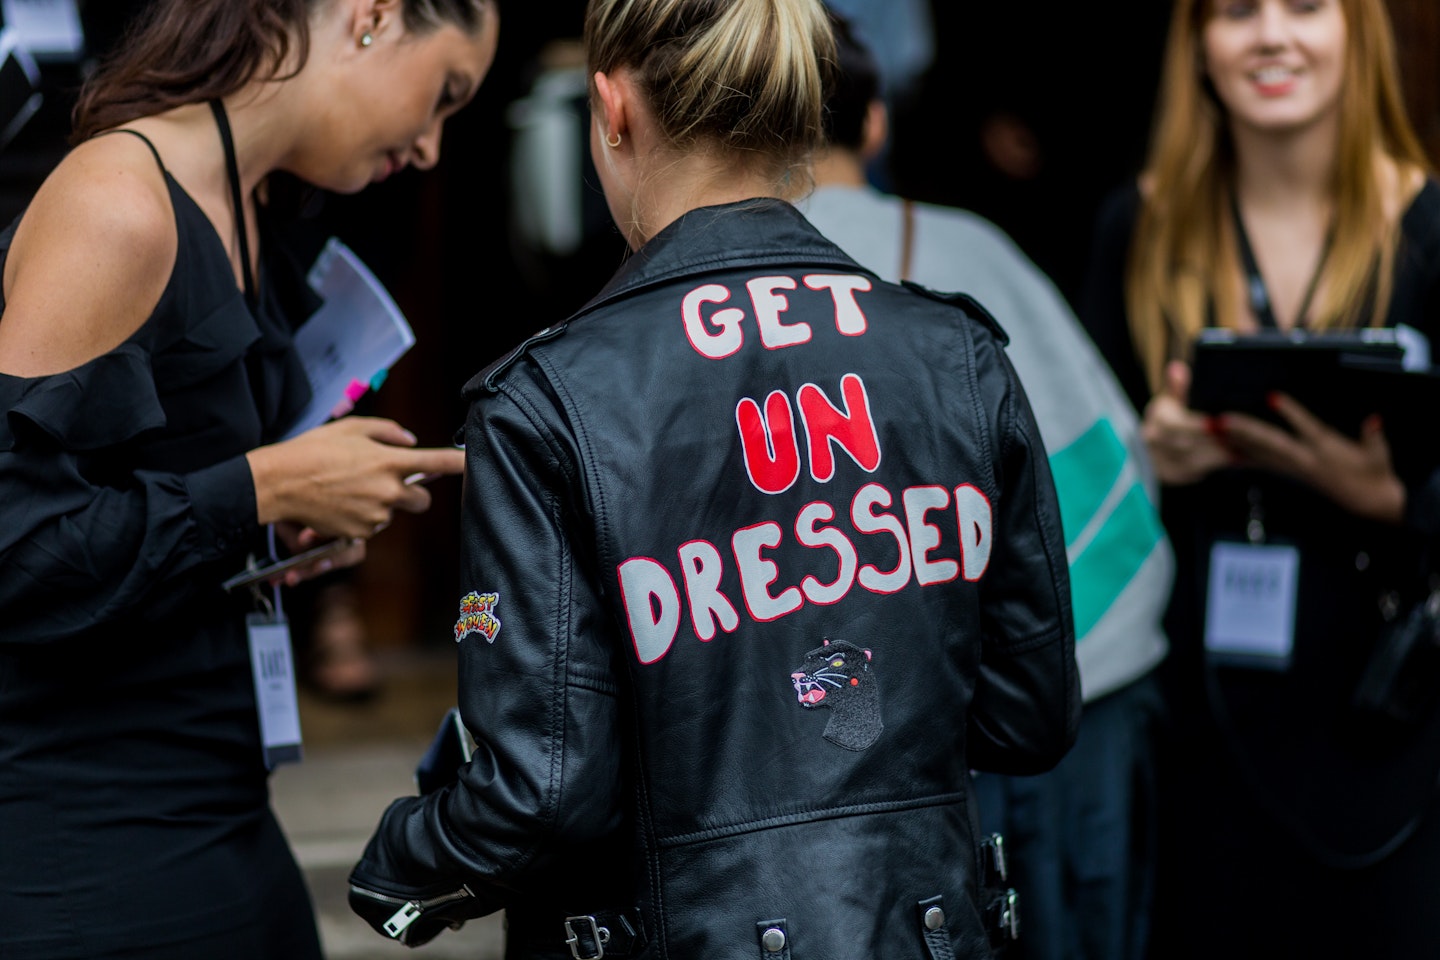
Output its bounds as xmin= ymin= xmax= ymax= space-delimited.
xmin=1230 ymin=192 xmax=1332 ymax=331
xmin=209 ymin=99 xmax=257 ymax=310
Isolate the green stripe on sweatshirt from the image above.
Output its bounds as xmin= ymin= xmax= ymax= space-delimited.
xmin=1067 ymin=484 xmax=1165 ymax=638
xmin=1048 ymin=419 xmax=1127 ymax=547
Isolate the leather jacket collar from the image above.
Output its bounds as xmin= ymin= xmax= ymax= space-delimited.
xmin=580 ymin=198 xmax=866 ymax=315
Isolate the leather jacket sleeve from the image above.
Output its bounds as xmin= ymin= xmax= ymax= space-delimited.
xmin=349 ymin=359 xmax=625 ymax=937
xmin=965 ymin=320 xmax=1082 ymax=774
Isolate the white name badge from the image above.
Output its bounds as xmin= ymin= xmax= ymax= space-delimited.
xmin=1204 ymin=541 xmax=1300 ymax=669
xmin=246 ymin=613 xmax=304 ymax=768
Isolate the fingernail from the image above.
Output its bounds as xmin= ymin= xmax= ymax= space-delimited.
xmin=400 ymin=429 xmax=417 ymax=444
xmin=1205 ymin=415 xmax=1227 ymax=437
xmin=1265 ymin=391 xmax=1281 ymax=410
xmin=317 ymin=559 xmax=334 ymax=574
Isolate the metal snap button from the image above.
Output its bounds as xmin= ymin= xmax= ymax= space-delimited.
xmin=762 ymin=926 xmax=786 ymax=952
xmin=924 ymin=906 xmax=945 ymax=930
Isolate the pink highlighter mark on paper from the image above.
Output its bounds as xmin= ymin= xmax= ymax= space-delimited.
xmin=328 ymin=378 xmax=370 ymax=419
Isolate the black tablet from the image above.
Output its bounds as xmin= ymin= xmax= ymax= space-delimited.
xmin=1188 ymin=329 xmax=1407 ymax=437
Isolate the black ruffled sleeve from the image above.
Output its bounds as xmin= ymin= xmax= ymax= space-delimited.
xmin=0 ymin=343 xmax=257 ymax=645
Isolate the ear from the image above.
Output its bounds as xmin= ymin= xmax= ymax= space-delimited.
xmin=592 ymin=69 xmax=632 ymax=146
xmin=859 ymin=99 xmax=888 ymax=163
xmin=353 ymin=0 xmax=402 ymax=45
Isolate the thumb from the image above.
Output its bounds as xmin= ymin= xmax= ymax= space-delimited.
xmin=1359 ymin=414 xmax=1390 ymax=453
xmin=1164 ymin=360 xmax=1192 ymax=405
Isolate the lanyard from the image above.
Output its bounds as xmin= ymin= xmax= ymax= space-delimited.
xmin=1230 ymin=193 xmax=1332 ymax=331
xmin=209 ymin=99 xmax=257 ymax=310
xmin=899 ymin=198 xmax=915 ymax=282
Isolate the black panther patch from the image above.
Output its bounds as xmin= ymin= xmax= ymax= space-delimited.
xmin=790 ymin=639 xmax=882 ymax=751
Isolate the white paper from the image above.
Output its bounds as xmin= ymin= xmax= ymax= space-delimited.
xmin=283 ymin=237 xmax=415 ymax=439
xmin=1 ymin=0 xmax=83 ymax=60
xmin=1204 ymin=541 xmax=1300 ymax=668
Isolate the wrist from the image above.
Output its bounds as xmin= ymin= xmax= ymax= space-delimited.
xmin=1374 ymin=476 xmax=1407 ymax=525
xmin=246 ymin=445 xmax=289 ymax=526
xmin=1351 ymin=474 xmax=1406 ymax=526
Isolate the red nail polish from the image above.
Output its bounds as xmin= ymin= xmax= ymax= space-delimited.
xmin=1265 ymin=391 xmax=1281 ymax=410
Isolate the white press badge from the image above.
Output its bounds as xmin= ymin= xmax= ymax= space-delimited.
xmin=247 ymin=610 xmax=303 ymax=768
xmin=241 ymin=528 xmax=303 ymax=768
xmin=1204 ymin=540 xmax=1300 ymax=669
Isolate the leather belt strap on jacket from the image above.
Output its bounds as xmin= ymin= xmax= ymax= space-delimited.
xmin=565 ymin=910 xmax=643 ymax=959
xmin=916 ymin=896 xmax=956 ymax=960
xmin=506 ymin=908 xmax=644 ymax=960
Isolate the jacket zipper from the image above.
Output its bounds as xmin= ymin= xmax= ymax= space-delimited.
xmin=351 ymin=884 xmax=475 ymax=940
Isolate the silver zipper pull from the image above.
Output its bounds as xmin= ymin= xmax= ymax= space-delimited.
xmin=384 ymin=901 xmax=423 ymax=938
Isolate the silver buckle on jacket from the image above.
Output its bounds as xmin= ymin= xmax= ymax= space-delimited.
xmin=564 ymin=915 xmax=611 ymax=960
xmin=997 ymin=888 xmax=1020 ymax=941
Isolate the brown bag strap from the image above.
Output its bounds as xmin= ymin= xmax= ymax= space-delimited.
xmin=899 ymin=198 xmax=915 ymax=282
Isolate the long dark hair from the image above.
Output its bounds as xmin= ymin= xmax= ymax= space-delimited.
xmin=71 ymin=0 xmax=492 ymax=144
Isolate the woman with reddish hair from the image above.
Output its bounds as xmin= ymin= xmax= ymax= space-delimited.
xmin=1081 ymin=0 xmax=1440 ymax=954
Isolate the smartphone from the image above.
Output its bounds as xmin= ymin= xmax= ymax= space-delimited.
xmin=220 ymin=537 xmax=360 ymax=593
xmin=220 ymin=473 xmax=442 ymax=593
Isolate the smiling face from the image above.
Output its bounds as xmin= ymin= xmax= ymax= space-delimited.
xmin=301 ymin=4 xmax=498 ymax=193
xmin=1202 ymin=0 xmax=1347 ymax=136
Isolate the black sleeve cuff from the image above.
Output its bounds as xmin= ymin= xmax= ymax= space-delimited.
xmin=186 ymin=453 xmax=259 ymax=561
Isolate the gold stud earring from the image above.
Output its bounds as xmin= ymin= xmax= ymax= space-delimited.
xmin=606 ymin=132 xmax=622 ymax=148
xmin=360 ymin=32 xmax=374 ymax=47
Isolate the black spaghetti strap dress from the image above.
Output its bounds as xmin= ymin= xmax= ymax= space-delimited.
xmin=0 ymin=106 xmax=323 ymax=959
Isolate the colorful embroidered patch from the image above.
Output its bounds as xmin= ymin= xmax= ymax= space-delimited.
xmin=455 ymin=591 xmax=501 ymax=644
xmin=790 ymin=638 xmax=882 ymax=751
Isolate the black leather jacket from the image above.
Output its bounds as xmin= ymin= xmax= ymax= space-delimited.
xmin=350 ymin=199 xmax=1080 ymax=959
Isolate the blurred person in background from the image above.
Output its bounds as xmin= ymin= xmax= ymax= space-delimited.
xmin=801 ymin=15 xmax=1173 ymax=960
xmin=1079 ymin=0 xmax=1440 ymax=955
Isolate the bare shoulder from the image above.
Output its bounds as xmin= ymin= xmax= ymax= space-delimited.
xmin=0 ymin=133 xmax=177 ymax=377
